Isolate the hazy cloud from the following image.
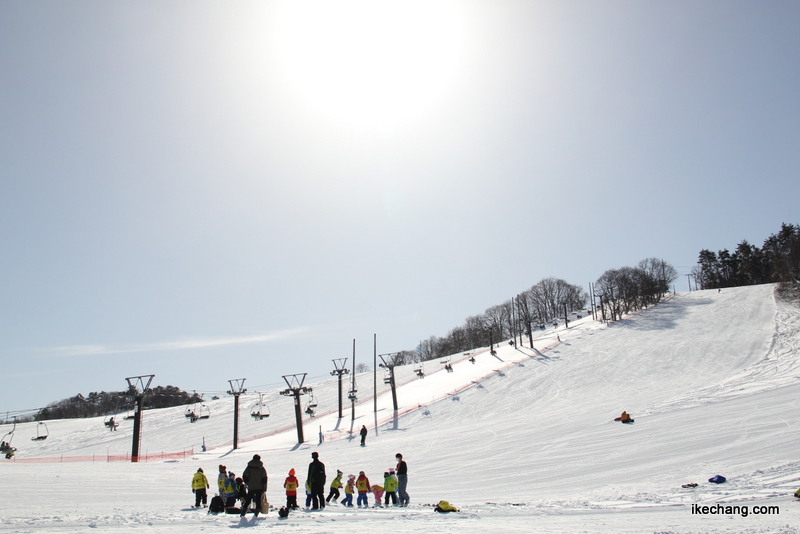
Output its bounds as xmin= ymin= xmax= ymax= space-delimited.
xmin=37 ymin=328 xmax=310 ymax=358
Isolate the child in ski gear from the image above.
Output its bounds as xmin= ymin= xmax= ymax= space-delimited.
xmin=240 ymin=454 xmax=268 ymax=518
xmin=217 ymin=465 xmax=227 ymax=496
xmin=235 ymin=477 xmax=246 ymax=505
xmin=383 ymin=470 xmax=398 ymax=506
xmin=395 ymin=453 xmax=409 ymax=506
xmin=370 ymin=484 xmax=384 ymax=507
xmin=356 ymin=471 xmax=370 ymax=507
xmin=191 ymin=468 xmax=210 ymax=508
xmin=284 ymin=468 xmax=299 ymax=510
xmin=341 ymin=475 xmax=355 ymax=506
xmin=434 ymin=500 xmax=459 ymax=513
xmin=326 ymin=470 xmax=343 ymax=503
xmin=223 ymin=472 xmax=238 ymax=508
xmin=304 ymin=480 xmax=313 ymax=508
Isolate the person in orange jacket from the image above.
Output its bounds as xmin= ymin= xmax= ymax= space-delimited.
xmin=284 ymin=468 xmax=299 ymax=510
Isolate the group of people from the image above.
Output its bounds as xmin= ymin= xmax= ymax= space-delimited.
xmin=191 ymin=451 xmax=410 ymax=516
xmin=190 ymin=455 xmax=269 ymax=517
xmin=284 ymin=451 xmax=410 ymax=511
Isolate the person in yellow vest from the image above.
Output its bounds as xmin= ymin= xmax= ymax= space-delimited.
xmin=383 ymin=470 xmax=398 ymax=506
xmin=341 ymin=475 xmax=355 ymax=507
xmin=284 ymin=468 xmax=299 ymax=510
xmin=370 ymin=484 xmax=384 ymax=507
xmin=326 ymin=470 xmax=343 ymax=504
xmin=191 ymin=468 xmax=210 ymax=508
xmin=355 ymin=471 xmax=371 ymax=507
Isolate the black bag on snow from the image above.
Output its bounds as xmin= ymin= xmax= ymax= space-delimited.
xmin=208 ymin=495 xmax=226 ymax=513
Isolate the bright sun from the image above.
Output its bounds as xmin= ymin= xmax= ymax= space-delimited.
xmin=273 ymin=1 xmax=466 ymax=132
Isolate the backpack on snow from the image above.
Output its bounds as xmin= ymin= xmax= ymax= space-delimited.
xmin=208 ymin=495 xmax=226 ymax=513
xmin=708 ymin=475 xmax=726 ymax=484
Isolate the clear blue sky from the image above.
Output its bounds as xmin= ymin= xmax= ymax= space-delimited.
xmin=2 ymin=1 xmax=798 ymax=415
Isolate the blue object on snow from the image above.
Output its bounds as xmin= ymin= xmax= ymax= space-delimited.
xmin=708 ymin=475 xmax=727 ymax=484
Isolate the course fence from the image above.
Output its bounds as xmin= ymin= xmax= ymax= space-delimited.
xmin=8 ymin=449 xmax=195 ymax=463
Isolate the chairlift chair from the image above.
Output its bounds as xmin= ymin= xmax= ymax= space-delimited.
xmin=1 ymin=418 xmax=17 ymax=454
xmin=184 ymin=406 xmax=199 ymax=423
xmin=414 ymin=363 xmax=425 ymax=378
xmin=31 ymin=421 xmax=49 ymax=441
xmin=103 ymin=416 xmax=119 ymax=430
xmin=196 ymin=404 xmax=210 ymax=420
xmin=250 ymin=395 xmax=270 ymax=420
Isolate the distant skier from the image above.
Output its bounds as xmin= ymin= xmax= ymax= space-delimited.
xmin=360 ymin=425 xmax=368 ymax=446
xmin=191 ymin=468 xmax=210 ymax=508
xmin=614 ymin=411 xmax=634 ymax=423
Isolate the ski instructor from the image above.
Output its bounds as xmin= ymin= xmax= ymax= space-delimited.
xmin=308 ymin=451 xmax=327 ymax=509
xmin=395 ymin=452 xmax=409 ymax=506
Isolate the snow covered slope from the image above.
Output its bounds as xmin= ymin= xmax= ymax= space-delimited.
xmin=1 ymin=284 xmax=799 ymax=534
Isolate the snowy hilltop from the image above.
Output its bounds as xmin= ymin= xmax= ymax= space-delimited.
xmin=1 ymin=284 xmax=799 ymax=533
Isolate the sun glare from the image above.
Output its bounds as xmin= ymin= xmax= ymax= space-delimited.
xmin=273 ymin=1 xmax=466 ymax=132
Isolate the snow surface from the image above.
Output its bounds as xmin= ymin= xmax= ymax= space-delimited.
xmin=2 ymin=284 xmax=800 ymax=533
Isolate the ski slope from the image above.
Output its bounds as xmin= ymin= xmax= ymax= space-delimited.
xmin=1 ymin=284 xmax=799 ymax=533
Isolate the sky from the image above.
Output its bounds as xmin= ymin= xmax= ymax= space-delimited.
xmin=1 ymin=0 xmax=799 ymax=415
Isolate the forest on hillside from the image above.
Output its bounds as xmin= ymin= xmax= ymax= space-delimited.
xmin=15 ymin=385 xmax=204 ymax=422
xmin=393 ymin=257 xmax=678 ymax=366
xmin=693 ymin=223 xmax=800 ymax=290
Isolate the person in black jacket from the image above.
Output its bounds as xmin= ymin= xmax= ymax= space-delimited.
xmin=307 ymin=451 xmax=326 ymax=510
xmin=395 ymin=453 xmax=409 ymax=506
xmin=359 ymin=425 xmax=368 ymax=446
xmin=240 ymin=454 xmax=268 ymax=517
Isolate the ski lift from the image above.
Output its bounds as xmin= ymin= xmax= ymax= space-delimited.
xmin=304 ymin=393 xmax=318 ymax=416
xmin=103 ymin=416 xmax=119 ymax=430
xmin=414 ymin=362 xmax=425 ymax=378
xmin=347 ymin=389 xmax=357 ymax=402
xmin=383 ymin=368 xmax=393 ymax=385
xmin=1 ymin=418 xmax=17 ymax=457
xmin=31 ymin=421 xmax=49 ymax=441
xmin=122 ymin=407 xmax=136 ymax=420
xmin=250 ymin=393 xmax=270 ymax=420
xmin=184 ymin=406 xmax=199 ymax=423
xmin=441 ymin=356 xmax=454 ymax=373
xmin=184 ymin=398 xmax=210 ymax=423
